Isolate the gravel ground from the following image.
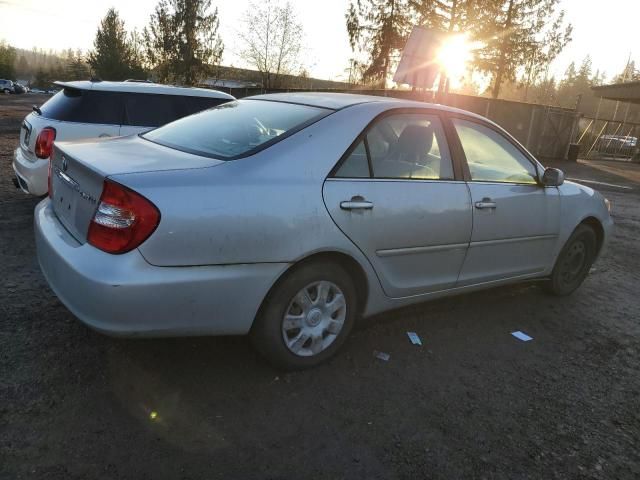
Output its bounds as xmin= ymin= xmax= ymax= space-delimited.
xmin=1 ymin=94 xmax=639 ymax=480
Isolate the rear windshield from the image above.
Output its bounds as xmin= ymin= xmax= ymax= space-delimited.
xmin=39 ymin=88 xmax=230 ymax=126
xmin=142 ymin=100 xmax=331 ymax=159
xmin=40 ymin=88 xmax=122 ymax=124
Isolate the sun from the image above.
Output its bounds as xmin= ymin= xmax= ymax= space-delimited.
xmin=436 ymin=33 xmax=478 ymax=87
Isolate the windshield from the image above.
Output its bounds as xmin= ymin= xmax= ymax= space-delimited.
xmin=142 ymin=99 xmax=331 ymax=159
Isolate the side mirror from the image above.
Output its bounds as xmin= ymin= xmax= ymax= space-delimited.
xmin=541 ymin=167 xmax=565 ymax=187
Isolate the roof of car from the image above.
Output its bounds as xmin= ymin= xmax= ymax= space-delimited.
xmin=247 ymin=92 xmax=487 ymax=119
xmin=53 ymin=80 xmax=235 ymax=99
xmin=248 ymin=92 xmax=400 ymax=109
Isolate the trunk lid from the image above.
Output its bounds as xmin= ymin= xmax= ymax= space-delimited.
xmin=50 ymin=135 xmax=223 ymax=242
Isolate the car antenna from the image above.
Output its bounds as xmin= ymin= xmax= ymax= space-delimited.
xmin=32 ymin=105 xmax=42 ymax=115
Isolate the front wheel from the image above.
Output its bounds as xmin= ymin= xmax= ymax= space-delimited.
xmin=250 ymin=262 xmax=357 ymax=370
xmin=544 ymin=225 xmax=597 ymax=296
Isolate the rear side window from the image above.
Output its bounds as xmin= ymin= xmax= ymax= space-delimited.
xmin=335 ymin=113 xmax=454 ymax=180
xmin=123 ymin=93 xmax=229 ymax=127
xmin=143 ymin=100 xmax=331 ymax=159
xmin=180 ymin=96 xmax=229 ymax=116
xmin=40 ymin=88 xmax=123 ymax=124
xmin=124 ymin=93 xmax=177 ymax=127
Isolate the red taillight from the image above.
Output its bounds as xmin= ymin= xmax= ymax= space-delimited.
xmin=87 ymin=180 xmax=160 ymax=254
xmin=35 ymin=127 xmax=56 ymax=159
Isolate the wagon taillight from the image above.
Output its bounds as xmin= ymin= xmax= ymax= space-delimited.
xmin=87 ymin=180 xmax=160 ymax=254
xmin=35 ymin=127 xmax=56 ymax=159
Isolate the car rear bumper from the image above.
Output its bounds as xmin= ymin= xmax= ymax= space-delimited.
xmin=13 ymin=147 xmax=48 ymax=196
xmin=35 ymin=200 xmax=288 ymax=337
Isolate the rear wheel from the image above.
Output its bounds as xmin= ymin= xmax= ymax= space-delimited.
xmin=544 ymin=225 xmax=597 ymax=296
xmin=250 ymin=261 xmax=357 ymax=370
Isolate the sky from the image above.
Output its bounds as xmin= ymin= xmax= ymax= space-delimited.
xmin=0 ymin=0 xmax=638 ymax=83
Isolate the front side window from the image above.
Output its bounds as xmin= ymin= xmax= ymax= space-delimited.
xmin=452 ymin=118 xmax=538 ymax=184
xmin=143 ymin=99 xmax=330 ymax=159
xmin=335 ymin=113 xmax=454 ymax=180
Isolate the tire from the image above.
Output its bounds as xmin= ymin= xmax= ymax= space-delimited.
xmin=250 ymin=261 xmax=357 ymax=370
xmin=3 ymin=89 xmax=10 ymax=95
xmin=544 ymin=224 xmax=597 ymax=296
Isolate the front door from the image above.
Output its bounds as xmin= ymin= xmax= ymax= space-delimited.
xmin=323 ymin=112 xmax=472 ymax=298
xmin=450 ymin=117 xmax=561 ymax=285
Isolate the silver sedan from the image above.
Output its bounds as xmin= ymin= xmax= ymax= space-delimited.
xmin=35 ymin=93 xmax=613 ymax=369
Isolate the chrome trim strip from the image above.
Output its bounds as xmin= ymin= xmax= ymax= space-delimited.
xmin=377 ymin=242 xmax=469 ymax=257
xmin=376 ymin=234 xmax=557 ymax=258
xmin=326 ymin=178 xmax=467 ymax=185
xmin=470 ymin=234 xmax=557 ymax=248
xmin=53 ymin=167 xmax=97 ymax=204
xmin=55 ymin=168 xmax=78 ymax=188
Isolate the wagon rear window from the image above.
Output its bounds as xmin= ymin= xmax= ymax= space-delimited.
xmin=142 ymin=100 xmax=331 ymax=159
xmin=39 ymin=88 xmax=122 ymax=124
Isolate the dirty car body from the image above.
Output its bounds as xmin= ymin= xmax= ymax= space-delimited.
xmin=35 ymin=93 xmax=614 ymax=368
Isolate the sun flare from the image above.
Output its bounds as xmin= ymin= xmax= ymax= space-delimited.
xmin=437 ymin=33 xmax=479 ymax=87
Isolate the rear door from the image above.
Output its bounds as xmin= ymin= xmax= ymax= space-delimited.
xmin=449 ymin=116 xmax=560 ymax=285
xmin=323 ymin=111 xmax=472 ymax=298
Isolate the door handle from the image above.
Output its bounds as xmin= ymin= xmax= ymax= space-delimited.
xmin=340 ymin=199 xmax=374 ymax=210
xmin=475 ymin=198 xmax=497 ymax=209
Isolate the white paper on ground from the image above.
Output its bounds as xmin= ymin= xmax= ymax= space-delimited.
xmin=374 ymin=351 xmax=391 ymax=361
xmin=407 ymin=332 xmax=422 ymax=345
xmin=511 ymin=331 xmax=533 ymax=342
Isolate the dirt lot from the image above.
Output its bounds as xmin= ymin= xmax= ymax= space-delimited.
xmin=1 ymin=94 xmax=639 ymax=480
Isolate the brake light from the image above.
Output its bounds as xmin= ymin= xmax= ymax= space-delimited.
xmin=35 ymin=127 xmax=56 ymax=159
xmin=87 ymin=180 xmax=160 ymax=254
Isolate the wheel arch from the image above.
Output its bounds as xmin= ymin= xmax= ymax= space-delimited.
xmin=254 ymin=250 xmax=370 ymax=326
xmin=579 ymin=216 xmax=605 ymax=256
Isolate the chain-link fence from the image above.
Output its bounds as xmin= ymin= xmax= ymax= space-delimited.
xmin=574 ymin=116 xmax=640 ymax=161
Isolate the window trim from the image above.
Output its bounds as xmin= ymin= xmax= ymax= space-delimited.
xmin=329 ymin=108 xmax=466 ymax=182
xmin=445 ymin=113 xmax=544 ymax=186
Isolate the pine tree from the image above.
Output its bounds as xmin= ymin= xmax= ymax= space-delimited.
xmin=557 ymin=56 xmax=595 ymax=108
xmin=520 ymin=9 xmax=572 ymax=101
xmin=409 ymin=0 xmax=478 ymax=33
xmin=474 ymin=0 xmax=570 ymax=99
xmin=65 ymin=50 xmax=91 ymax=80
xmin=15 ymin=55 xmax=29 ymax=79
xmin=143 ymin=0 xmax=224 ymax=85
xmin=88 ymin=8 xmax=144 ymax=80
xmin=0 ymin=41 xmax=17 ymax=79
xmin=346 ymin=0 xmax=411 ymax=87
xmin=613 ymin=59 xmax=640 ymax=83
